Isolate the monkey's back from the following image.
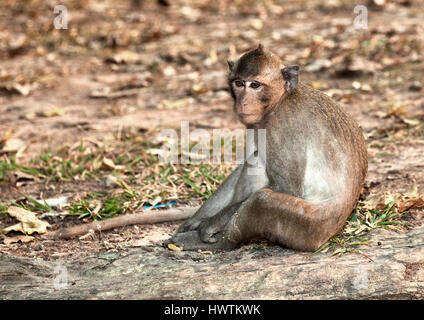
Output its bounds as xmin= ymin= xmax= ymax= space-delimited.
xmin=266 ymin=83 xmax=367 ymax=214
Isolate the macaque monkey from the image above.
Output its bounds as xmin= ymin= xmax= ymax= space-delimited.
xmin=166 ymin=44 xmax=368 ymax=252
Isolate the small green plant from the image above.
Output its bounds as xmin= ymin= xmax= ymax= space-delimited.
xmin=9 ymin=194 xmax=52 ymax=213
xmin=68 ymin=192 xmax=138 ymax=220
xmin=315 ymin=197 xmax=407 ymax=255
xmin=0 ymin=205 xmax=8 ymax=216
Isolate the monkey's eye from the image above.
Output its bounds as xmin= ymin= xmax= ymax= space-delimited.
xmin=234 ymin=80 xmax=244 ymax=87
xmin=250 ymin=82 xmax=261 ymax=89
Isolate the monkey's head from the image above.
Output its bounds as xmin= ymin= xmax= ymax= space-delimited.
xmin=227 ymin=44 xmax=299 ymax=125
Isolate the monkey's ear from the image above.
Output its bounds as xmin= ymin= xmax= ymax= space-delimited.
xmin=227 ymin=60 xmax=235 ymax=71
xmin=281 ymin=65 xmax=300 ymax=93
xmin=257 ymin=43 xmax=264 ymax=53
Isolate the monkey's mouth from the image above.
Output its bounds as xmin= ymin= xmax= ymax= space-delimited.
xmin=238 ymin=113 xmax=256 ymax=117
xmin=238 ymin=113 xmax=260 ymax=124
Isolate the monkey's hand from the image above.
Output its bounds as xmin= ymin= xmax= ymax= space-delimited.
xmin=178 ymin=201 xmax=242 ymax=234
xmin=177 ymin=204 xmax=235 ymax=233
xmin=177 ymin=217 xmax=202 ymax=233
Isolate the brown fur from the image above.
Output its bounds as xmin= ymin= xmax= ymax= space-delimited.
xmin=232 ymin=81 xmax=368 ymax=251
xmin=168 ymin=45 xmax=368 ymax=252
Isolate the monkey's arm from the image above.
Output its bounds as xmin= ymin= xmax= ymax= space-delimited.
xmin=177 ymin=164 xmax=244 ymax=233
xmin=178 ymin=154 xmax=269 ymax=233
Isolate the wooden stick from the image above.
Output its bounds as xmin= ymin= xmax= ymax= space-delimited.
xmin=45 ymin=206 xmax=200 ymax=240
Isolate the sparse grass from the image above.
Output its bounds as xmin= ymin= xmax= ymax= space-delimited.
xmin=0 ymin=132 xmax=236 ymax=220
xmin=0 ymin=129 xmax=244 ymax=187
xmin=316 ymin=197 xmax=408 ymax=255
xmin=0 ymin=205 xmax=8 ymax=216
xmin=376 ymin=152 xmax=395 ymax=157
xmin=9 ymin=194 xmax=52 ymax=213
xmin=0 ymin=158 xmax=45 ymax=182
xmin=68 ymin=192 xmax=134 ymax=220
xmin=0 ymin=159 xmax=15 ymax=182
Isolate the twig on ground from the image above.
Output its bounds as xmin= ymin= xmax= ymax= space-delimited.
xmin=45 ymin=206 xmax=199 ymax=239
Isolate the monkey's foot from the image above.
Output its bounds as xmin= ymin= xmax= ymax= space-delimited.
xmin=198 ymin=209 xmax=235 ymax=244
xmin=164 ymin=231 xmax=237 ymax=251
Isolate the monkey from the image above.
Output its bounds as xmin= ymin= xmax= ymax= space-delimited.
xmin=166 ymin=44 xmax=368 ymax=252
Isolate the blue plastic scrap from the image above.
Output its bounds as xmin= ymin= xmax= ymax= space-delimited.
xmin=142 ymin=201 xmax=177 ymax=210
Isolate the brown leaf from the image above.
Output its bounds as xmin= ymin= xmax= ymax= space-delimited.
xmin=1 ymin=206 xmax=50 ymax=235
xmin=39 ymin=108 xmax=66 ymax=118
xmin=168 ymin=243 xmax=182 ymax=251
xmin=105 ymin=50 xmax=141 ymax=64
xmin=3 ymin=235 xmax=34 ymax=245
xmin=249 ymin=19 xmax=263 ymax=30
xmin=0 ymin=129 xmax=13 ymax=145
xmin=0 ymin=83 xmax=32 ymax=96
xmin=0 ymin=138 xmax=26 ymax=154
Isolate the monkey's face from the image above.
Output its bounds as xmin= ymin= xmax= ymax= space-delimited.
xmin=230 ymin=79 xmax=269 ymax=125
xmin=227 ymin=44 xmax=291 ymax=126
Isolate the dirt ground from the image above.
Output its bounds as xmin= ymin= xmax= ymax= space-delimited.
xmin=0 ymin=0 xmax=423 ymax=261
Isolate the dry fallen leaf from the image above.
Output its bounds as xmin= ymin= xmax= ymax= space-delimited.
xmin=0 ymin=129 xmax=13 ymax=145
xmin=204 ymin=50 xmax=218 ymax=66
xmin=105 ymin=50 xmax=141 ymax=64
xmin=0 ymin=83 xmax=32 ymax=96
xmin=105 ymin=174 xmax=123 ymax=187
xmin=402 ymin=118 xmax=420 ymax=126
xmin=351 ymin=81 xmax=372 ymax=92
xmin=40 ymin=108 xmax=65 ymax=118
xmin=0 ymin=138 xmax=26 ymax=154
xmin=104 ymin=174 xmax=133 ymax=195
xmin=387 ymin=105 xmax=406 ymax=117
xmin=167 ymin=243 xmax=182 ymax=251
xmin=249 ymin=18 xmax=263 ymax=30
xmin=1 ymin=206 xmax=51 ymax=235
xmin=192 ymin=83 xmax=209 ymax=95
xmin=197 ymin=249 xmax=213 ymax=255
xmin=405 ymin=184 xmax=418 ymax=198
xmin=3 ymin=235 xmax=34 ymax=245
xmin=23 ymin=108 xmax=65 ymax=120
xmin=158 ymin=98 xmax=193 ymax=109
xmin=90 ymin=87 xmax=140 ymax=99
xmin=14 ymin=171 xmax=39 ymax=183
xmin=394 ymin=184 xmax=424 ymax=213
xmin=311 ymin=81 xmax=329 ymax=90
xmin=102 ymin=157 xmax=124 ymax=171
xmin=102 ymin=157 xmax=116 ymax=169
xmin=305 ymin=59 xmax=332 ymax=73
xmin=180 ymin=6 xmax=201 ymax=21
xmin=373 ymin=0 xmax=386 ymax=6
xmin=362 ymin=184 xmax=424 ymax=214
xmin=361 ymin=84 xmax=372 ymax=92
xmin=162 ymin=66 xmax=176 ymax=76
xmin=352 ymin=81 xmax=361 ymax=90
